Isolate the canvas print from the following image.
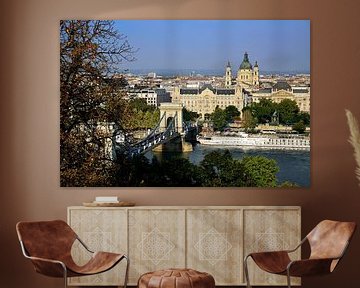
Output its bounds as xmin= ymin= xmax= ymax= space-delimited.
xmin=60 ymin=20 xmax=310 ymax=187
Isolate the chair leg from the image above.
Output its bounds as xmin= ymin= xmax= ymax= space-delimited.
xmin=244 ymin=255 xmax=252 ymax=288
xmin=286 ymin=269 xmax=292 ymax=288
xmin=123 ymin=255 xmax=130 ymax=288
xmin=62 ymin=264 xmax=68 ymax=288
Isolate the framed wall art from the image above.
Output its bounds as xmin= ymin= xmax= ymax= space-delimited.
xmin=60 ymin=20 xmax=310 ymax=187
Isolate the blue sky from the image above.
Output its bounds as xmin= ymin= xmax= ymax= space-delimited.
xmin=114 ymin=20 xmax=310 ymax=73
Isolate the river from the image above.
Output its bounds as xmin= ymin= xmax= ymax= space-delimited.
xmin=145 ymin=144 xmax=310 ymax=187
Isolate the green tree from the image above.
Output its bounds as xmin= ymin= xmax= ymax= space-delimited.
xmin=129 ymin=98 xmax=155 ymax=113
xmin=296 ymin=112 xmax=310 ymax=126
xmin=242 ymin=108 xmax=257 ymax=131
xmin=211 ymin=106 xmax=227 ymax=131
xmin=161 ymin=158 xmax=200 ymax=186
xmin=113 ymin=149 xmax=283 ymax=187
xmin=224 ymin=105 xmax=240 ymax=122
xmin=60 ymin=20 xmax=137 ymax=186
xmin=250 ymin=99 xmax=277 ymax=124
xmin=292 ymin=120 xmax=306 ymax=134
xmin=183 ymin=107 xmax=199 ymax=122
xmin=277 ymin=99 xmax=300 ymax=125
xmin=114 ymin=154 xmax=152 ymax=186
xmin=123 ymin=98 xmax=160 ymax=130
xmin=198 ymin=150 xmax=244 ymax=187
xmin=242 ymin=156 xmax=279 ymax=187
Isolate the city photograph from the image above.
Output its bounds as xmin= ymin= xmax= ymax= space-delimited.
xmin=60 ymin=20 xmax=310 ymax=187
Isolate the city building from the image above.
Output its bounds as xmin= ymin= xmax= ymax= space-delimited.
xmin=171 ymin=52 xmax=262 ymax=118
xmin=225 ymin=52 xmax=259 ymax=89
xmin=172 ymin=84 xmax=244 ymax=118
xmin=171 ymin=53 xmax=309 ymax=119
xmin=252 ymin=81 xmax=310 ymax=113
xmin=129 ymin=88 xmax=171 ymax=107
xmin=237 ymin=52 xmax=259 ymax=88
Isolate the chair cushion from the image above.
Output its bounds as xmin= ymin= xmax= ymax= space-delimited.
xmin=138 ymin=268 xmax=215 ymax=288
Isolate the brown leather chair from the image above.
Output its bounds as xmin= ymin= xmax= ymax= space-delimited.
xmin=16 ymin=220 xmax=129 ymax=288
xmin=244 ymin=220 xmax=356 ymax=288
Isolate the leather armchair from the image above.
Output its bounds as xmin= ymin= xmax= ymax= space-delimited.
xmin=244 ymin=220 xmax=356 ymax=288
xmin=16 ymin=220 xmax=129 ymax=288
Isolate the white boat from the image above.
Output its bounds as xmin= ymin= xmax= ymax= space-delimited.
xmin=197 ymin=134 xmax=310 ymax=150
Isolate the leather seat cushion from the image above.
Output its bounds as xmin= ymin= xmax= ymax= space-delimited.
xmin=138 ymin=268 xmax=215 ymax=288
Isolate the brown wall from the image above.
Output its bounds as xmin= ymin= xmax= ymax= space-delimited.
xmin=1 ymin=0 xmax=360 ymax=287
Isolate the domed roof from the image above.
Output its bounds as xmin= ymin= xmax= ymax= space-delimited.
xmin=239 ymin=52 xmax=252 ymax=70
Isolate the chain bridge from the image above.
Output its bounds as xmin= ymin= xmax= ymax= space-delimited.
xmin=115 ymin=103 xmax=197 ymax=157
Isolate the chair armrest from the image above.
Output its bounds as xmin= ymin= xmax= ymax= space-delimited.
xmin=286 ymin=237 xmax=307 ymax=253
xmin=76 ymin=236 xmax=94 ymax=253
xmin=287 ymin=258 xmax=336 ymax=277
xmin=25 ymin=255 xmax=67 ymax=277
xmin=245 ymin=236 xmax=306 ymax=259
xmin=19 ymin=240 xmax=67 ymax=277
xmin=247 ymin=250 xmax=290 ymax=258
xmin=25 ymin=255 xmax=65 ymax=265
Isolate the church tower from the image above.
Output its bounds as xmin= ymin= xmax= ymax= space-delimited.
xmin=253 ymin=61 xmax=259 ymax=86
xmin=225 ymin=61 xmax=232 ymax=87
xmin=237 ymin=52 xmax=253 ymax=88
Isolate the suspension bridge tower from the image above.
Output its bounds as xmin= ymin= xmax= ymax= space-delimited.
xmin=158 ymin=103 xmax=183 ymax=133
xmin=154 ymin=103 xmax=192 ymax=152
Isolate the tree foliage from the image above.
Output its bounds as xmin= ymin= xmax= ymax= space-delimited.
xmin=128 ymin=98 xmax=155 ymax=113
xmin=249 ymin=98 xmax=307 ymax=126
xmin=60 ymin=20 xmax=137 ymax=186
xmin=241 ymin=156 xmax=279 ymax=187
xmin=210 ymin=106 xmax=228 ymax=131
xmin=183 ymin=107 xmax=200 ymax=122
xmin=242 ymin=108 xmax=258 ymax=132
xmin=277 ymin=99 xmax=299 ymax=125
xmin=292 ymin=120 xmax=306 ymax=134
xmin=296 ymin=112 xmax=310 ymax=126
xmin=114 ymin=150 xmax=282 ymax=187
xmin=197 ymin=150 xmax=244 ymax=186
xmin=224 ymin=105 xmax=240 ymax=122
xmin=123 ymin=99 xmax=160 ymax=130
xmin=250 ymin=99 xmax=277 ymax=124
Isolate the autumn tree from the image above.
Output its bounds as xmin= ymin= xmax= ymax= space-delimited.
xmin=60 ymin=20 xmax=137 ymax=186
